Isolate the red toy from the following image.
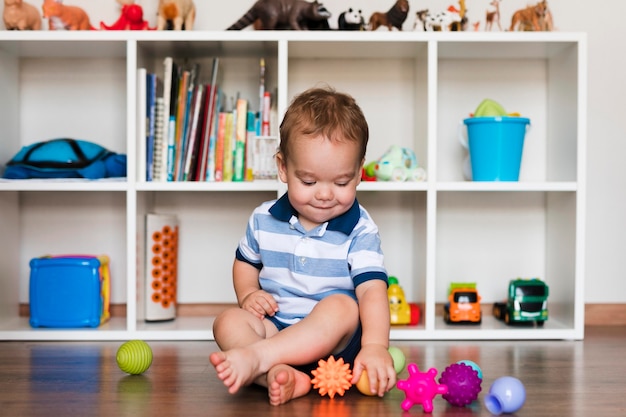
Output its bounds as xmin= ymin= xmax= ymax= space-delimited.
xmin=438 ymin=362 xmax=482 ymax=407
xmin=311 ymin=355 xmax=352 ymax=399
xmin=396 ymin=363 xmax=448 ymax=413
xmin=100 ymin=1 xmax=155 ymax=30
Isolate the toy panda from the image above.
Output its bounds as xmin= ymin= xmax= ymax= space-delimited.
xmin=338 ymin=8 xmax=364 ymax=30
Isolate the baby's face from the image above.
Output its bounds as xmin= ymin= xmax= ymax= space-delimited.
xmin=277 ymin=135 xmax=363 ymax=231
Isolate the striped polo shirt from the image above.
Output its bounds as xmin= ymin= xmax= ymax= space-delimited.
xmin=235 ymin=193 xmax=388 ymax=327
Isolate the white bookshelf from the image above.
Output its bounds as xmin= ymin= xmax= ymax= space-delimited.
xmin=0 ymin=31 xmax=586 ymax=341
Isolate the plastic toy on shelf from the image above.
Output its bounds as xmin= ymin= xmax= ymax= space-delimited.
xmin=388 ymin=276 xmax=420 ymax=325
xmin=362 ymin=145 xmax=426 ymax=182
xmin=443 ymin=282 xmax=482 ymax=324
xmin=493 ymin=278 xmax=549 ymax=326
xmin=42 ymin=0 xmax=95 ymax=30
xmin=100 ymin=0 xmax=155 ymax=30
xmin=396 ymin=363 xmax=448 ymax=413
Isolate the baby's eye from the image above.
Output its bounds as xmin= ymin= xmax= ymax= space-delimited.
xmin=301 ymin=180 xmax=316 ymax=186
xmin=335 ymin=182 xmax=349 ymax=187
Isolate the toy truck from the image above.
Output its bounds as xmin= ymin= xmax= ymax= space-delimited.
xmin=443 ymin=282 xmax=482 ymax=324
xmin=493 ymin=278 xmax=549 ymax=326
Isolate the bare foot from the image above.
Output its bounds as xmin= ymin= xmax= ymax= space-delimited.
xmin=267 ymin=364 xmax=312 ymax=406
xmin=209 ymin=348 xmax=264 ymax=394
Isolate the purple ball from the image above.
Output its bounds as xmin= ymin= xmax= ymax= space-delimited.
xmin=438 ymin=362 xmax=482 ymax=407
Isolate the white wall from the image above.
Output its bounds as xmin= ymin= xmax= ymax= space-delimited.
xmin=3 ymin=0 xmax=624 ymax=303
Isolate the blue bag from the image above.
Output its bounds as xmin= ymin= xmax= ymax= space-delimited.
xmin=3 ymin=138 xmax=127 ymax=179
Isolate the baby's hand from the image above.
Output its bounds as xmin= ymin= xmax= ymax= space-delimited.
xmin=351 ymin=344 xmax=396 ymax=397
xmin=241 ymin=290 xmax=279 ymax=320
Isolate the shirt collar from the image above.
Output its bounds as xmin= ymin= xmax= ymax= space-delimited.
xmin=269 ymin=193 xmax=360 ymax=235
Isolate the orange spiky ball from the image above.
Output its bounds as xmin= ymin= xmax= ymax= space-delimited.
xmin=311 ymin=355 xmax=353 ymax=398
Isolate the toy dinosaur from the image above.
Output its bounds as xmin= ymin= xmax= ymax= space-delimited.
xmin=227 ymin=0 xmax=331 ymax=30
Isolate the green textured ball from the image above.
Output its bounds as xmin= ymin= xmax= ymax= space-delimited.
xmin=388 ymin=346 xmax=406 ymax=374
xmin=117 ymin=340 xmax=153 ymax=375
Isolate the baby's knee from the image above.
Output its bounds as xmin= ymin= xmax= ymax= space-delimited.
xmin=319 ymin=294 xmax=359 ymax=320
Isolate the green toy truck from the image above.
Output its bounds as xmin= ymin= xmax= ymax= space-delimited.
xmin=493 ymin=278 xmax=549 ymax=326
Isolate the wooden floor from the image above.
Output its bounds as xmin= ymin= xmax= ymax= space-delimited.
xmin=1 ymin=326 xmax=625 ymax=417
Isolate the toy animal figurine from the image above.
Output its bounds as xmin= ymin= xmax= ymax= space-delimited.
xmin=227 ymin=0 xmax=331 ymax=30
xmin=3 ymin=0 xmax=41 ymax=30
xmin=42 ymin=0 xmax=94 ymax=30
xmin=449 ymin=0 xmax=467 ymax=31
xmin=157 ymin=0 xmax=195 ymax=30
xmin=485 ymin=0 xmax=502 ymax=31
xmin=337 ymin=8 xmax=365 ymax=31
xmin=423 ymin=8 xmax=462 ymax=31
xmin=412 ymin=9 xmax=428 ymax=31
xmin=100 ymin=0 xmax=154 ymax=30
xmin=509 ymin=0 xmax=548 ymax=31
xmin=252 ymin=6 xmax=331 ymax=30
xmin=368 ymin=0 xmax=409 ymax=31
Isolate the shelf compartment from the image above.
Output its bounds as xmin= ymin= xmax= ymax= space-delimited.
xmin=0 ymin=191 xmax=128 ymax=333
xmin=436 ymin=37 xmax=582 ymax=183
xmin=287 ymin=39 xmax=430 ymax=171
xmin=434 ymin=191 xmax=578 ymax=333
xmin=135 ymin=190 xmax=279 ymax=322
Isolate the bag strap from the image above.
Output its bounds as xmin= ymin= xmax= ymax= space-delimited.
xmin=8 ymin=138 xmax=111 ymax=169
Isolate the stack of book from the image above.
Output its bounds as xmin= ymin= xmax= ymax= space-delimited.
xmin=137 ymin=57 xmax=278 ymax=182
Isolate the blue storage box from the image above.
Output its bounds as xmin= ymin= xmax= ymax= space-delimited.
xmin=29 ymin=255 xmax=111 ymax=328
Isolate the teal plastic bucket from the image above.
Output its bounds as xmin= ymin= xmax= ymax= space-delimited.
xmin=463 ymin=116 xmax=530 ymax=181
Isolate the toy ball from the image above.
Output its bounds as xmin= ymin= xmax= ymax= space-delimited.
xmin=438 ymin=362 xmax=482 ymax=407
xmin=310 ymin=355 xmax=352 ymax=398
xmin=356 ymin=370 xmax=376 ymax=396
xmin=116 ymin=340 xmax=153 ymax=375
xmin=388 ymin=346 xmax=406 ymax=374
xmin=484 ymin=376 xmax=526 ymax=415
xmin=457 ymin=359 xmax=483 ymax=380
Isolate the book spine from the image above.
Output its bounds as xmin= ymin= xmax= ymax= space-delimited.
xmin=233 ymin=98 xmax=248 ymax=182
xmin=173 ymin=70 xmax=190 ymax=181
xmin=136 ymin=68 xmax=147 ymax=183
xmin=222 ymin=112 xmax=234 ymax=182
xmin=214 ymin=112 xmax=227 ymax=182
xmin=146 ymin=72 xmax=157 ymax=182
xmin=245 ymin=111 xmax=256 ymax=181
xmin=182 ymin=85 xmax=205 ymax=181
xmin=153 ymin=97 xmax=165 ymax=181
xmin=160 ymin=57 xmax=173 ymax=182
xmin=205 ymin=89 xmax=220 ymax=181
xmin=198 ymin=58 xmax=220 ymax=181
xmin=166 ymin=63 xmax=180 ymax=181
